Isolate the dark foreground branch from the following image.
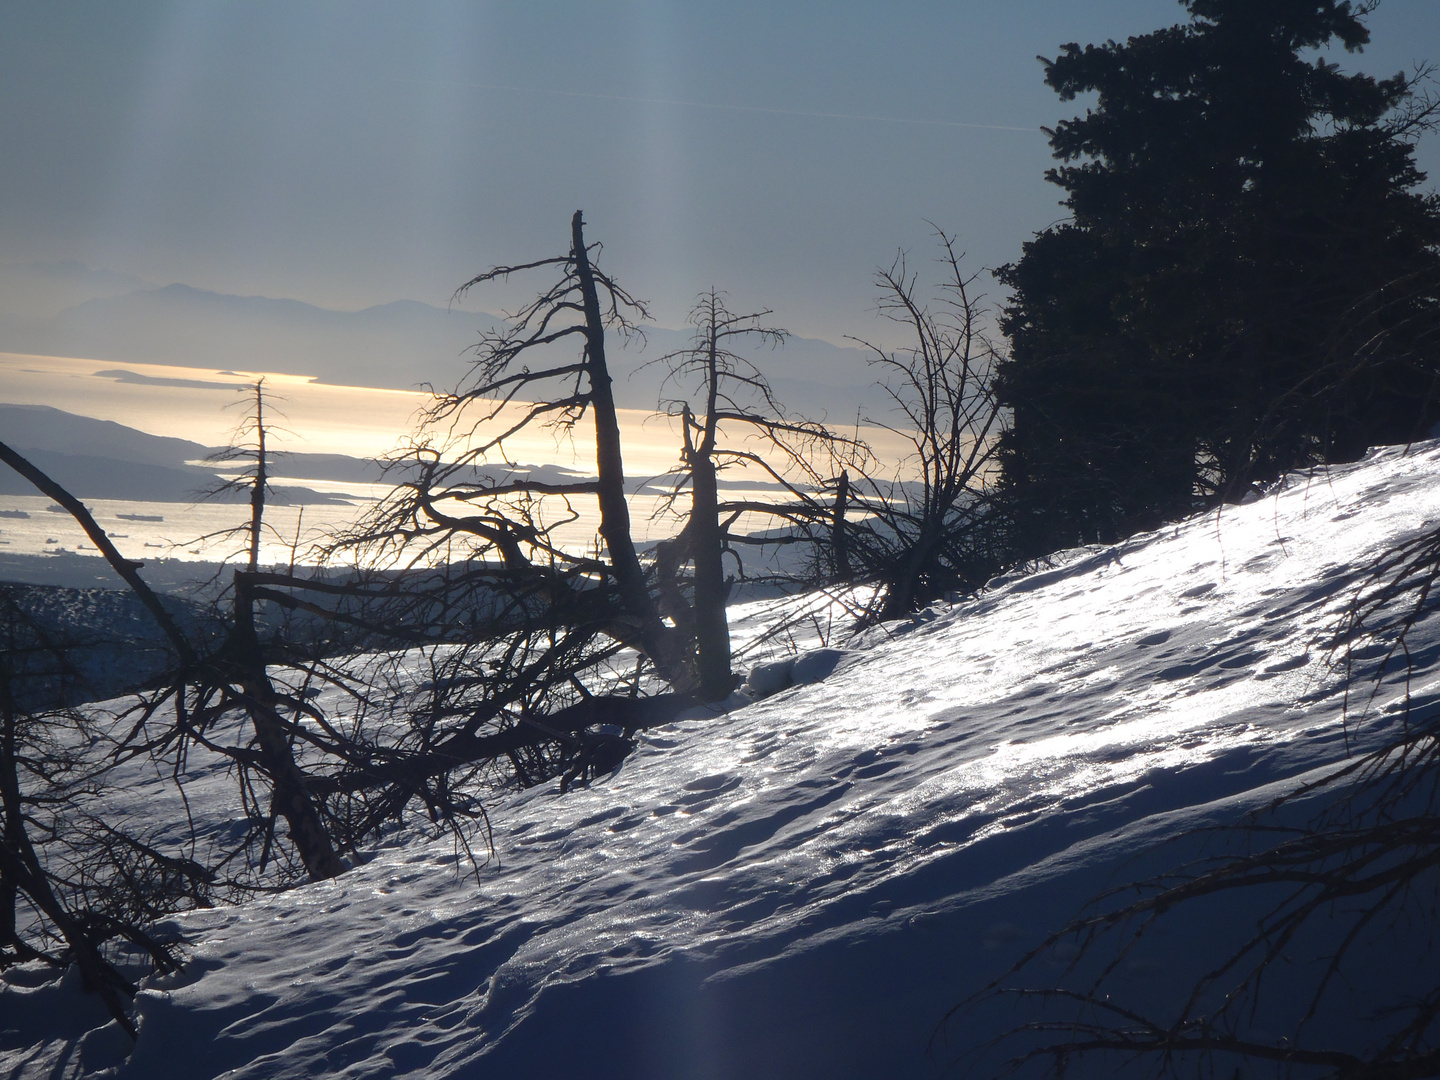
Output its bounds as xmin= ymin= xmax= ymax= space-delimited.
xmin=307 ymin=691 xmax=699 ymax=797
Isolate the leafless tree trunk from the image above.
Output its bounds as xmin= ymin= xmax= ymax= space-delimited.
xmin=569 ymin=212 xmax=697 ymax=689
xmin=646 ymin=289 xmax=863 ymax=699
xmin=572 ymin=215 xmax=643 ymax=612
xmin=0 ymin=440 xmax=344 ymax=881
xmin=247 ymin=381 xmax=268 ymax=571
xmin=345 ymin=211 xmax=698 ymax=692
xmin=228 ymin=572 xmax=345 ymax=880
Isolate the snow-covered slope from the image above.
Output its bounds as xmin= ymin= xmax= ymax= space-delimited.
xmin=7 ymin=443 xmax=1440 ymax=1079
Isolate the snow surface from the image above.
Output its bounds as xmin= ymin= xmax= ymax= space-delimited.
xmin=6 ymin=442 xmax=1440 ymax=1079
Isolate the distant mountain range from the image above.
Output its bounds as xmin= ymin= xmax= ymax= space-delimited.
xmin=0 ymin=284 xmax=484 ymax=394
xmin=0 ymin=404 xmax=357 ymax=504
xmin=0 ymin=278 xmax=881 ymax=418
xmin=0 ymin=404 xmax=655 ymax=504
xmin=1 ymin=401 xmax=214 ymax=467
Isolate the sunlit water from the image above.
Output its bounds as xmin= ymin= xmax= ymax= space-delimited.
xmin=0 ymin=486 xmax=810 ymax=568
xmin=2 ymin=350 xmax=908 ymax=572
xmin=2 ymin=350 xmax=914 ymax=473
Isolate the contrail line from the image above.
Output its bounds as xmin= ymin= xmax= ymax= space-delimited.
xmin=399 ymin=77 xmax=1037 ymax=133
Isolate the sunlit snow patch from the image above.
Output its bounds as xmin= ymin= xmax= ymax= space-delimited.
xmin=5 ymin=442 xmax=1440 ymax=1079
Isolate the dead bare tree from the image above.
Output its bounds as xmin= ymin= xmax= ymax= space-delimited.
xmin=847 ymin=229 xmax=1007 ymax=621
xmin=196 ymin=379 xmax=292 ymax=572
xmin=645 ymin=289 xmax=865 ymax=699
xmin=273 ymin=211 xmax=743 ymax=815
xmin=0 ymin=380 xmax=710 ymax=1037
xmin=0 ymin=590 xmax=190 ymax=1038
xmin=340 ymin=210 xmax=696 ymax=695
xmin=0 ymin=440 xmax=348 ymax=883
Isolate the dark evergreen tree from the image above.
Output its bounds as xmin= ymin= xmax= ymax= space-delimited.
xmin=996 ymin=0 xmax=1440 ymax=557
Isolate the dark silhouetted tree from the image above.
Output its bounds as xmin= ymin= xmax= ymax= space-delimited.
xmin=996 ymin=0 xmax=1440 ymax=557
xmin=847 ymin=231 xmax=1006 ymax=619
xmin=342 ymin=211 xmax=699 ymax=693
xmin=646 ymin=289 xmax=861 ymax=698
xmin=198 ymin=379 xmax=289 ymax=572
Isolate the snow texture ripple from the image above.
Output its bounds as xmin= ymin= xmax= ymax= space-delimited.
xmin=6 ymin=442 xmax=1440 ymax=1078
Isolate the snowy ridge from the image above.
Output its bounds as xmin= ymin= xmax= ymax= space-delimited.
xmin=7 ymin=442 xmax=1440 ymax=1079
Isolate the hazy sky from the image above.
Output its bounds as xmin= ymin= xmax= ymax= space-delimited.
xmin=3 ymin=0 xmax=1438 ymax=344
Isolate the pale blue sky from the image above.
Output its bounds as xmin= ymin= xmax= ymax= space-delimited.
xmin=3 ymin=1 xmax=1437 ymax=345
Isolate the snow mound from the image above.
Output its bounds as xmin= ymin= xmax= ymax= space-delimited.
xmin=8 ymin=443 xmax=1440 ymax=1079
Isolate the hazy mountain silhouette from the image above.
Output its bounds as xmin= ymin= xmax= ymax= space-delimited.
xmin=0 ymin=404 xmax=214 ymax=466
xmin=0 ymin=284 xmax=485 ymax=392
xmin=0 ymin=405 xmax=606 ymax=502
xmin=0 ymin=449 xmax=288 ymax=504
xmin=0 ymin=280 xmax=880 ymax=417
xmin=0 ymin=404 xmax=350 ymax=503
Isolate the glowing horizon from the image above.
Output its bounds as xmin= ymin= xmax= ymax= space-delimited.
xmin=0 ymin=350 xmax=920 ymax=485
